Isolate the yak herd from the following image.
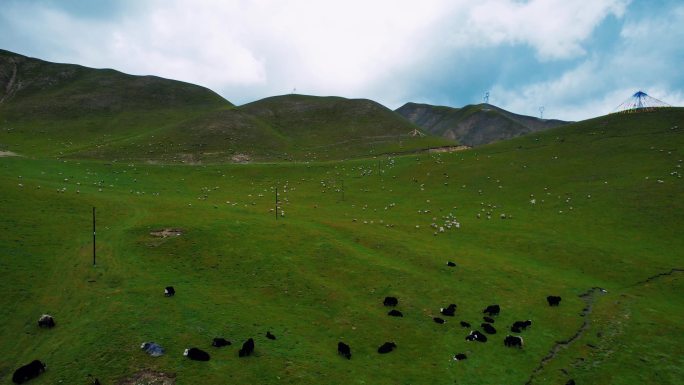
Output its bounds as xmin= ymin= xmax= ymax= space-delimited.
xmin=13 ymin=277 xmax=565 ymax=384
xmin=369 ymin=292 xmax=561 ymax=363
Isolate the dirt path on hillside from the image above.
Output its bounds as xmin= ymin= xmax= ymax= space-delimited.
xmin=524 ymin=268 xmax=684 ymax=385
xmin=629 ymin=268 xmax=684 ymax=287
xmin=524 ymin=287 xmax=604 ymax=385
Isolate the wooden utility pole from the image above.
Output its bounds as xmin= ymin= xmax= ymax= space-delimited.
xmin=92 ymin=207 xmax=96 ymax=266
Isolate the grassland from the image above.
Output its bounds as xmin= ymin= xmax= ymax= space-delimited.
xmin=0 ymin=108 xmax=682 ymax=384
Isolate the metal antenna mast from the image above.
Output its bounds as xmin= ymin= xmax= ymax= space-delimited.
xmin=539 ymin=106 xmax=545 ymax=119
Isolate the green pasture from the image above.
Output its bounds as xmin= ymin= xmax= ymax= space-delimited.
xmin=0 ymin=109 xmax=682 ymax=384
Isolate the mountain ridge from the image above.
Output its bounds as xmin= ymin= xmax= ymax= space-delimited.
xmin=0 ymin=49 xmax=455 ymax=162
xmin=396 ymin=101 xmax=569 ymax=146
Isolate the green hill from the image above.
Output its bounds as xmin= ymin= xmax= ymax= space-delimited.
xmin=396 ymin=102 xmax=568 ymax=146
xmin=0 ymin=107 xmax=682 ymax=384
xmin=0 ymin=49 xmax=231 ymax=157
xmin=0 ymin=50 xmax=455 ymax=163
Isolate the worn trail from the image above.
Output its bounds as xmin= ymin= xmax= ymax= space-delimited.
xmin=524 ymin=268 xmax=684 ymax=385
xmin=524 ymin=287 xmax=603 ymax=385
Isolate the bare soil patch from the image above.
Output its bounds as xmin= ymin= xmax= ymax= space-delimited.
xmin=0 ymin=150 xmax=19 ymax=157
xmin=428 ymin=145 xmax=471 ymax=153
xmin=231 ymin=153 xmax=251 ymax=163
xmin=149 ymin=228 xmax=184 ymax=238
xmin=117 ymin=369 xmax=176 ymax=385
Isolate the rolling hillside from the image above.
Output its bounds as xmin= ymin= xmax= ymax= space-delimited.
xmin=0 ymin=107 xmax=682 ymax=384
xmin=0 ymin=50 xmax=455 ymax=163
xmin=396 ymin=102 xmax=568 ymax=146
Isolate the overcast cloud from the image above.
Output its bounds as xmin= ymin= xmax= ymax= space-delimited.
xmin=1 ymin=0 xmax=681 ymax=120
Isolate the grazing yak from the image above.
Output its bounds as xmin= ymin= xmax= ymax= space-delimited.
xmin=212 ymin=338 xmax=231 ymax=347
xmin=460 ymin=321 xmax=471 ymax=328
xmin=38 ymin=314 xmax=55 ymax=328
xmin=140 ymin=342 xmax=165 ymax=357
xmin=239 ymin=338 xmax=255 ymax=357
xmin=481 ymin=323 xmax=497 ymax=334
xmin=511 ymin=320 xmax=532 ymax=333
xmin=465 ymin=330 xmax=488 ymax=342
xmin=447 ymin=261 xmax=457 ymax=267
xmin=388 ymin=309 xmax=403 ymax=317
xmin=453 ymin=353 xmax=467 ymax=361
xmin=440 ymin=304 xmax=457 ymax=316
xmin=378 ymin=342 xmax=397 ymax=354
xmin=566 ymin=380 xmax=576 ymax=385
xmin=504 ymin=335 xmax=524 ymax=348
xmin=483 ymin=316 xmax=495 ymax=323
xmin=433 ymin=317 xmax=446 ymax=324
xmin=266 ymin=331 xmax=277 ymax=340
xmin=184 ymin=347 xmax=210 ymax=361
xmin=482 ymin=304 xmax=500 ymax=316
xmin=12 ymin=360 xmax=46 ymax=384
xmin=547 ymin=296 xmax=562 ymax=306
xmin=164 ymin=286 xmax=175 ymax=297
xmin=383 ymin=296 xmax=398 ymax=307
xmin=338 ymin=342 xmax=351 ymax=359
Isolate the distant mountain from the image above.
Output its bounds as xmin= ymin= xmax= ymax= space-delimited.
xmin=0 ymin=50 xmax=455 ymax=162
xmin=396 ymin=102 xmax=569 ymax=146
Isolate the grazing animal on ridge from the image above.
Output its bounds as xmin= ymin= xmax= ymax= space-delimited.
xmin=460 ymin=321 xmax=471 ymax=328
xmin=184 ymin=347 xmax=210 ymax=361
xmin=481 ymin=323 xmax=497 ymax=334
xmin=239 ymin=338 xmax=255 ymax=357
xmin=383 ymin=297 xmax=398 ymax=307
xmin=547 ymin=296 xmax=561 ymax=306
xmin=511 ymin=320 xmax=532 ymax=333
xmin=38 ymin=314 xmax=55 ymax=328
xmin=12 ymin=360 xmax=46 ymax=384
xmin=483 ymin=304 xmax=500 ymax=316
xmin=388 ymin=309 xmax=403 ymax=317
xmin=453 ymin=353 xmax=467 ymax=361
xmin=338 ymin=342 xmax=351 ymax=359
xmin=164 ymin=286 xmax=175 ymax=297
xmin=140 ymin=342 xmax=165 ymax=357
xmin=212 ymin=338 xmax=231 ymax=347
xmin=447 ymin=261 xmax=457 ymax=267
xmin=440 ymin=304 xmax=457 ymax=316
xmin=378 ymin=342 xmax=397 ymax=354
xmin=465 ymin=330 xmax=487 ymax=342
xmin=504 ymin=335 xmax=524 ymax=348
xmin=433 ymin=317 xmax=446 ymax=324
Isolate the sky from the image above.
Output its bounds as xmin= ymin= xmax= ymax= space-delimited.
xmin=1 ymin=0 xmax=682 ymax=121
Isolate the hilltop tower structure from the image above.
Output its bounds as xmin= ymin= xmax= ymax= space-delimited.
xmin=614 ymin=91 xmax=670 ymax=113
xmin=408 ymin=128 xmax=426 ymax=137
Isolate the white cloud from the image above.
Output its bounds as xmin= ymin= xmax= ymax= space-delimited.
xmin=458 ymin=0 xmax=630 ymax=60
xmin=490 ymin=3 xmax=684 ymax=120
xmin=1 ymin=1 xmax=627 ymax=99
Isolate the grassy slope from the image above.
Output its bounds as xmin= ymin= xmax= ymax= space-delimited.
xmin=0 ymin=51 xmax=455 ymax=163
xmin=0 ymin=108 xmax=682 ymax=384
xmin=0 ymin=49 xmax=231 ymax=158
